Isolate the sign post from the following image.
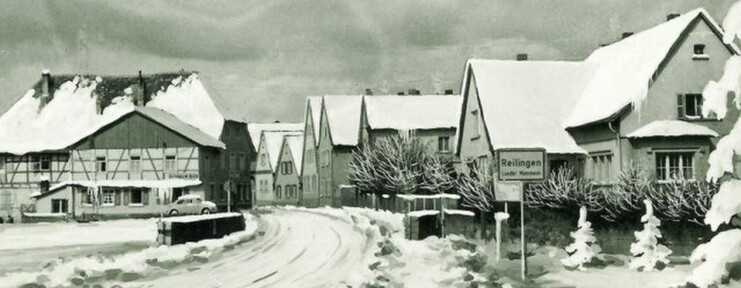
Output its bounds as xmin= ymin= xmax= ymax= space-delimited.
xmin=496 ymin=148 xmax=545 ymax=281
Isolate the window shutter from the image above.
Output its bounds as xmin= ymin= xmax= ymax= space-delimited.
xmin=123 ymin=191 xmax=130 ymax=206
xmin=677 ymin=94 xmax=685 ymax=118
xmin=142 ymin=190 xmax=149 ymax=205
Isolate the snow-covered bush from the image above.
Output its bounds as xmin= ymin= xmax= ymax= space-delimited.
xmin=525 ymin=167 xmax=604 ymax=212
xmin=601 ymin=163 xmax=652 ymax=222
xmin=348 ymin=130 xmax=455 ymax=199
xmin=629 ymin=200 xmax=672 ymax=271
xmin=561 ymin=206 xmax=601 ymax=270
xmin=686 ymin=3 xmax=741 ymax=286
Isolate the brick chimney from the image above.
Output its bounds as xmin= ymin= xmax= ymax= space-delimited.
xmin=138 ymin=70 xmax=148 ymax=105
xmin=516 ymin=53 xmax=528 ymax=61
xmin=364 ymin=88 xmax=373 ymax=95
xmin=41 ymin=69 xmax=51 ymax=99
xmin=622 ymin=32 xmax=634 ymax=39
xmin=667 ymin=13 xmax=680 ymax=21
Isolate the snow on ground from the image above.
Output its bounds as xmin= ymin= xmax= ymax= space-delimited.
xmin=0 ymin=214 xmax=257 ymax=288
xmin=0 ymin=218 xmax=157 ymax=251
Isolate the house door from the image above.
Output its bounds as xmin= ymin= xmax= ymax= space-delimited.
xmin=51 ymin=199 xmax=68 ymax=214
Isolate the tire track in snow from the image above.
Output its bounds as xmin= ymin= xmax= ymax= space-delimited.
xmin=130 ymin=209 xmax=373 ymax=288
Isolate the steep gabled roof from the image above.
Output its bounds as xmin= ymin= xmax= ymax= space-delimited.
xmin=284 ymin=134 xmax=304 ymax=175
xmin=306 ymin=96 xmax=323 ymax=145
xmin=564 ymin=8 xmax=740 ymax=128
xmin=261 ymin=131 xmax=302 ymax=173
xmin=364 ymin=95 xmax=462 ymax=130
xmin=323 ymin=95 xmax=363 ymax=146
xmin=247 ymin=122 xmax=303 ymax=150
xmin=0 ymin=72 xmax=225 ymax=155
xmin=135 ymin=107 xmax=225 ymax=148
xmin=461 ymin=59 xmax=596 ymax=154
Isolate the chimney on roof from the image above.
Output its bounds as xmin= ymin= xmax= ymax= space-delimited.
xmin=41 ymin=69 xmax=51 ymax=99
xmin=621 ymin=32 xmax=634 ymax=39
xmin=516 ymin=53 xmax=528 ymax=61
xmin=273 ymin=120 xmax=281 ymax=123
xmin=667 ymin=13 xmax=680 ymax=21
xmin=444 ymin=89 xmax=454 ymax=95
xmin=138 ymin=70 xmax=148 ymax=106
xmin=365 ymin=88 xmax=373 ymax=95
xmin=408 ymin=88 xmax=420 ymax=95
xmin=397 ymin=91 xmax=405 ymax=95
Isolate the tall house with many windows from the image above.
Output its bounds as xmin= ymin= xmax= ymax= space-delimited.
xmin=300 ymin=96 xmax=323 ymax=207
xmin=247 ymin=122 xmax=303 ymax=204
xmin=272 ymin=135 xmax=304 ymax=206
xmin=253 ymin=130 xmax=302 ymax=206
xmin=0 ymin=71 xmax=253 ymax=220
xmin=457 ymin=8 xmax=741 ymax=185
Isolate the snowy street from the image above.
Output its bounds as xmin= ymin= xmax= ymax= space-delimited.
xmin=130 ymin=209 xmax=375 ymax=288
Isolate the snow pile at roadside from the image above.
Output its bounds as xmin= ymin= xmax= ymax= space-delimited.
xmin=1 ymin=218 xmax=158 ymax=251
xmin=1 ymin=214 xmax=258 ymax=288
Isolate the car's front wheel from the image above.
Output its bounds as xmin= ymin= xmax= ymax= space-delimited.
xmin=201 ymin=208 xmax=212 ymax=215
xmin=169 ymin=209 xmax=179 ymax=216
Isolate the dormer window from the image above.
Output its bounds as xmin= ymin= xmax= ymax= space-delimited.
xmin=678 ymin=94 xmax=707 ymax=119
xmin=693 ymin=44 xmax=709 ymax=60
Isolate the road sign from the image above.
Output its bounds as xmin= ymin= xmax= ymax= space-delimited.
xmin=494 ymin=179 xmax=523 ymax=202
xmin=497 ymin=148 xmax=546 ymax=181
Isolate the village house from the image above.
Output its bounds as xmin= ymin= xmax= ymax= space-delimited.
xmin=362 ymin=95 xmax=462 ymax=162
xmin=457 ymin=8 xmax=741 ymax=185
xmin=0 ymin=71 xmax=253 ymax=220
xmin=253 ymin=130 xmax=302 ymax=206
xmin=300 ymin=96 xmax=323 ymax=208
xmin=271 ymin=135 xmax=304 ymax=206
xmin=247 ymin=122 xmax=302 ymax=204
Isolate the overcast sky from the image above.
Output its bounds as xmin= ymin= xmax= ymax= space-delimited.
xmin=0 ymin=0 xmax=736 ymax=122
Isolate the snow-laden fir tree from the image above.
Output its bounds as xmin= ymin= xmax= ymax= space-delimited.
xmin=561 ymin=206 xmax=601 ymax=270
xmin=629 ymin=199 xmax=672 ymax=271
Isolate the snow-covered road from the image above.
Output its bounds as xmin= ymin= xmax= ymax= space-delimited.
xmin=131 ymin=209 xmax=375 ymax=288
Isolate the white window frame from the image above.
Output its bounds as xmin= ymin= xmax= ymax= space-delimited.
xmin=438 ymin=136 xmax=450 ymax=152
xmin=96 ymin=157 xmax=107 ymax=172
xmin=655 ymin=149 xmax=697 ymax=183
xmin=102 ymin=191 xmax=115 ymax=206
xmin=471 ymin=110 xmax=480 ymax=139
xmin=164 ymin=155 xmax=177 ymax=172
xmin=130 ymin=155 xmax=141 ymax=173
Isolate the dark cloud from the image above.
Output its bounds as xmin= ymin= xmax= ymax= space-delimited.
xmin=0 ymin=0 xmax=736 ymax=122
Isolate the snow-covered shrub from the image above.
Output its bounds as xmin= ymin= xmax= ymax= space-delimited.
xmin=561 ymin=206 xmax=601 ymax=270
xmin=629 ymin=200 xmax=672 ymax=271
xmin=601 ymin=163 xmax=652 ymax=222
xmin=348 ymin=131 xmax=455 ymax=199
xmin=650 ymin=179 xmax=715 ymax=225
xmin=525 ymin=167 xmax=604 ymax=212
xmin=687 ymin=229 xmax=741 ymax=287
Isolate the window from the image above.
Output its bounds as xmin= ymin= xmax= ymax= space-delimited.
xmin=678 ymin=94 xmax=704 ymax=119
xmin=281 ymin=161 xmax=293 ymax=175
xmin=438 ymin=137 xmax=450 ymax=152
xmin=230 ymin=153 xmax=237 ymax=170
xmin=51 ymin=199 xmax=68 ymax=213
xmin=276 ymin=185 xmax=282 ymax=199
xmin=40 ymin=155 xmax=50 ymax=171
xmin=130 ymin=189 xmax=143 ymax=205
xmin=240 ymin=153 xmax=246 ymax=170
xmin=656 ymin=152 xmax=694 ymax=181
xmin=471 ymin=110 xmax=480 ymax=139
xmin=96 ymin=157 xmax=107 ymax=172
xmin=321 ymin=150 xmax=330 ymax=167
xmin=164 ymin=155 xmax=176 ymax=172
xmin=130 ymin=156 xmax=141 ymax=173
xmin=694 ymin=44 xmax=705 ymax=55
xmin=102 ymin=191 xmax=115 ymax=206
xmin=30 ymin=155 xmax=49 ymax=172
xmin=588 ymin=153 xmax=613 ymax=183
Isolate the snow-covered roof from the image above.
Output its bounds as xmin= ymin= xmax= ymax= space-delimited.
xmin=0 ymin=72 xmax=226 ymax=155
xmin=161 ymin=212 xmax=242 ymax=223
xmin=135 ymin=107 xmax=225 ymax=149
xmin=247 ymin=122 xmax=303 ymax=150
xmin=443 ymin=209 xmax=475 ymax=217
xmin=564 ymin=8 xmax=740 ymax=128
xmin=36 ymin=179 xmax=203 ymax=198
xmin=407 ymin=210 xmax=440 ymax=218
xmin=307 ymin=96 xmax=323 ymax=146
xmin=397 ymin=193 xmax=461 ymax=200
xmin=463 ymin=60 xmax=595 ymax=154
xmin=284 ymin=134 xmax=304 ymax=175
xmin=364 ymin=95 xmax=462 ymax=130
xmin=626 ymin=120 xmax=719 ymax=138
xmin=323 ymin=95 xmax=363 ymax=146
xmin=262 ymin=131 xmax=302 ymax=173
